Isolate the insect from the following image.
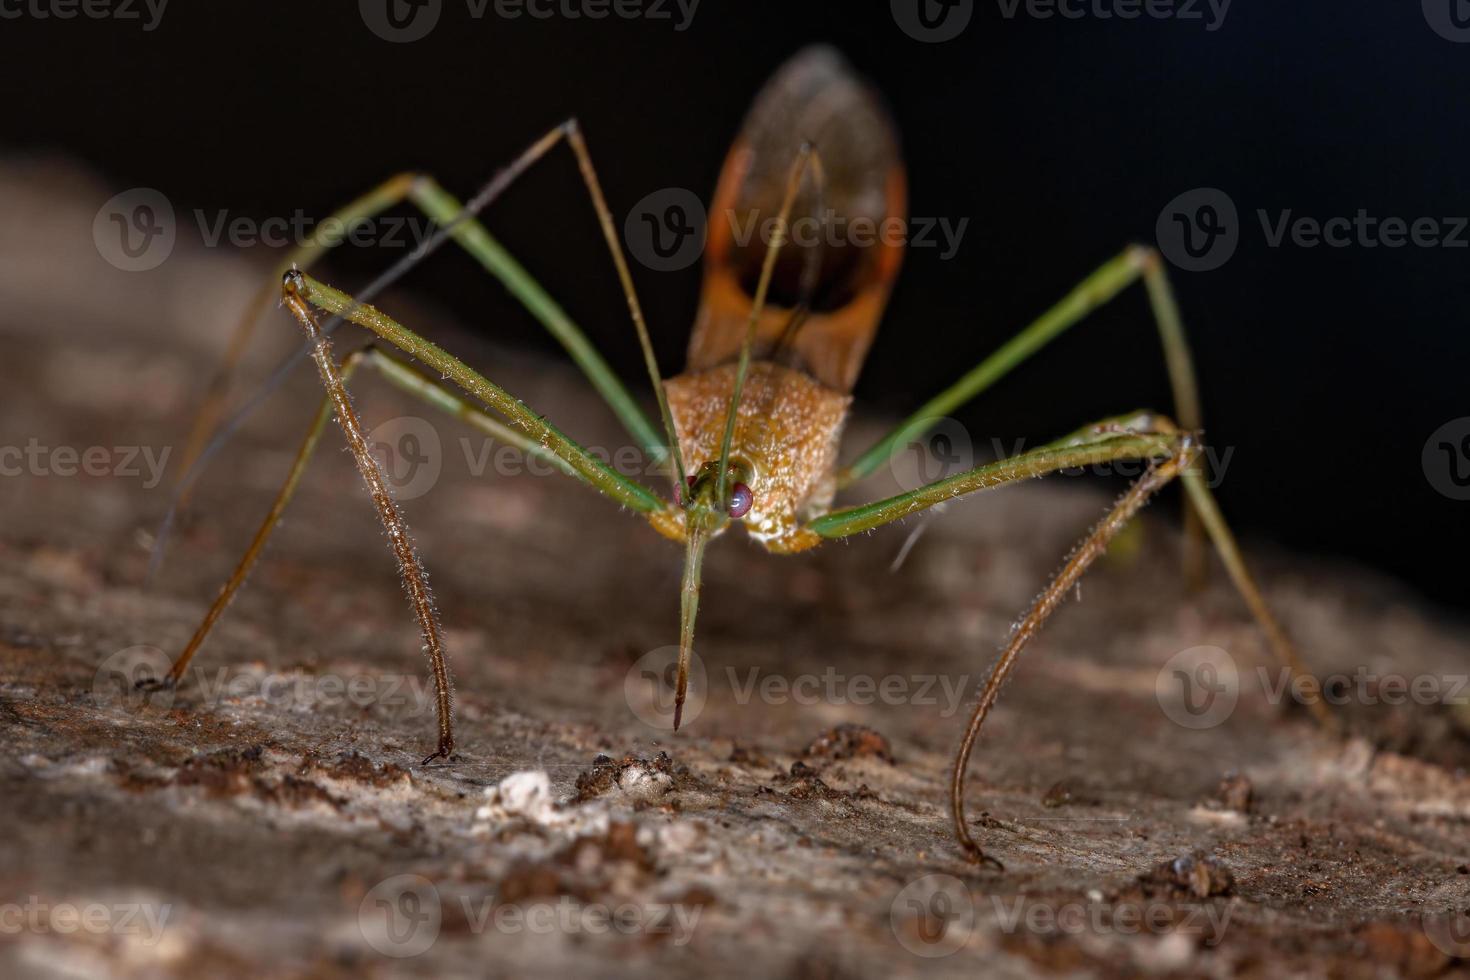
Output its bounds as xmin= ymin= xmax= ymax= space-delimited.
xmin=152 ymin=46 xmax=1331 ymax=867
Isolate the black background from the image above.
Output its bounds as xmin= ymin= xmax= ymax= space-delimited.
xmin=2 ymin=1 xmax=1465 ymax=608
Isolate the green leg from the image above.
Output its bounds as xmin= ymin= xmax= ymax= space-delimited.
xmin=807 ymin=417 xmax=1331 ymax=864
xmin=176 ymin=174 xmax=422 ymax=484
xmin=160 ymin=261 xmax=666 ymax=761
xmin=835 ymin=247 xmax=1207 ymax=581
xmin=838 ymin=248 xmax=1200 ymax=483
xmin=289 ymin=272 xmax=668 ymax=515
xmin=407 ymin=118 xmax=685 ymax=479
xmin=179 ymin=150 xmax=668 ymax=484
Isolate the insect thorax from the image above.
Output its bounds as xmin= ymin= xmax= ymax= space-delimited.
xmin=664 ymin=361 xmax=851 ymax=549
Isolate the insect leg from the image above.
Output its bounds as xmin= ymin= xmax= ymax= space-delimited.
xmin=175 ymin=175 xmax=424 ymax=485
xmin=288 ymin=271 xmax=670 ymax=515
xmin=283 ymin=291 xmax=453 ymax=762
xmin=952 ymin=448 xmax=1191 ymax=868
xmin=835 ymin=247 xmax=1208 ymax=581
xmin=173 ymin=117 xmax=690 ymax=551
xmin=152 ymin=341 xmax=585 ymax=761
xmin=807 ymin=420 xmax=1332 ymax=863
xmin=178 ymin=152 xmax=669 ymax=493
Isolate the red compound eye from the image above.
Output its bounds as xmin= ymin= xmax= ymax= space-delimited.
xmin=728 ymin=482 xmax=753 ymax=519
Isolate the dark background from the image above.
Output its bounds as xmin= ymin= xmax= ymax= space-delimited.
xmin=2 ymin=1 xmax=1464 ymax=607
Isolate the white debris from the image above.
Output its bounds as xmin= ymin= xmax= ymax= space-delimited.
xmin=474 ymin=770 xmax=558 ymax=826
xmin=617 ymin=762 xmax=673 ymax=804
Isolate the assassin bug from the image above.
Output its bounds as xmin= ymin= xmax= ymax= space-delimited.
xmin=152 ymin=47 xmax=1331 ymax=867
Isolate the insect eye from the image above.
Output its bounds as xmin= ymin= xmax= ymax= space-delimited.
xmin=728 ymin=482 xmax=753 ymax=519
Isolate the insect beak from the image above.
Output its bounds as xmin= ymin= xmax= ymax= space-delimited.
xmin=673 ymin=516 xmax=712 ymax=731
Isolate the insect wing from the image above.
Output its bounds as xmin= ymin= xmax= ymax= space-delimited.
xmin=688 ymin=46 xmax=906 ymax=394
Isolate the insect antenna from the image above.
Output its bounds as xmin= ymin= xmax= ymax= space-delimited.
xmin=561 ymin=124 xmax=689 ymax=495
xmin=669 ymin=145 xmax=825 ymax=731
xmin=673 ymin=519 xmax=708 ymax=731
xmin=766 ymin=163 xmax=827 ymax=364
xmin=713 ymin=144 xmax=825 ymax=504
